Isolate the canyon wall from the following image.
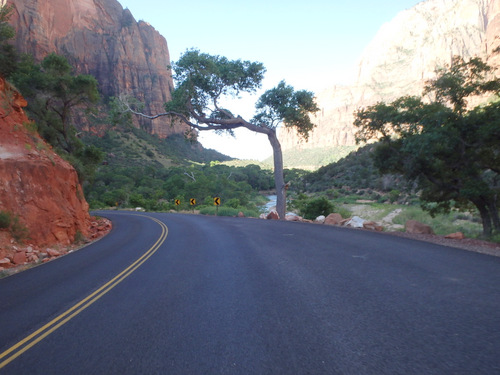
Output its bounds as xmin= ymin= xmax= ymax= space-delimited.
xmin=279 ymin=0 xmax=500 ymax=151
xmin=0 ymin=77 xmax=91 ymax=246
xmin=7 ymin=0 xmax=189 ymax=138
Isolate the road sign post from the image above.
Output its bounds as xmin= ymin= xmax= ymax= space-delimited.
xmin=190 ymin=198 xmax=196 ymax=213
xmin=214 ymin=197 xmax=221 ymax=216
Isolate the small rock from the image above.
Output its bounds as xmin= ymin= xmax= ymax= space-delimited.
xmin=345 ymin=216 xmax=366 ymax=228
xmin=445 ymin=232 xmax=465 ymax=240
xmin=285 ymin=213 xmax=301 ymax=221
xmin=405 ymin=220 xmax=434 ymax=235
xmin=363 ymin=221 xmax=384 ymax=231
xmin=46 ymin=248 xmax=61 ymax=257
xmin=12 ymin=251 xmax=26 ymax=265
xmin=340 ymin=218 xmax=351 ymax=226
xmin=0 ymin=258 xmax=11 ymax=265
xmin=266 ymin=211 xmax=279 ymax=220
xmin=238 ymin=211 xmax=245 ymax=218
xmin=27 ymin=246 xmax=33 ymax=253
xmin=325 ymin=213 xmax=343 ymax=226
xmin=315 ymin=215 xmax=326 ymax=224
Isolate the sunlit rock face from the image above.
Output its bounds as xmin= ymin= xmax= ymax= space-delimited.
xmin=0 ymin=78 xmax=91 ymax=246
xmin=7 ymin=0 xmax=190 ymax=138
xmin=279 ymin=0 xmax=500 ymax=151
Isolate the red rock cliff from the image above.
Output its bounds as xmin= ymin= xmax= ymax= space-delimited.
xmin=7 ymin=0 xmax=190 ymax=138
xmin=0 ymin=77 xmax=91 ymax=246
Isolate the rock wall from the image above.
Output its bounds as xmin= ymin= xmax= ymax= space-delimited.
xmin=279 ymin=0 xmax=500 ymax=151
xmin=0 ymin=77 xmax=91 ymax=246
xmin=7 ymin=0 xmax=189 ymax=138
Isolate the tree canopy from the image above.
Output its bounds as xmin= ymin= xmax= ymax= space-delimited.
xmin=354 ymin=56 xmax=500 ymax=236
xmin=124 ymin=49 xmax=319 ymax=218
xmin=10 ymin=53 xmax=103 ymax=183
xmin=0 ymin=4 xmax=16 ymax=78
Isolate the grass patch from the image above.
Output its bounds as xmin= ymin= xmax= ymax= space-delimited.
xmin=392 ymin=206 xmax=483 ymax=237
xmin=199 ymin=206 xmax=260 ymax=218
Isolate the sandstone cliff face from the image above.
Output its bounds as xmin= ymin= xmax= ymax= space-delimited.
xmin=0 ymin=77 xmax=91 ymax=246
xmin=7 ymin=0 xmax=189 ymax=138
xmin=279 ymin=0 xmax=500 ymax=151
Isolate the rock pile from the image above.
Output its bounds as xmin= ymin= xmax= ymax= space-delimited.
xmin=0 ymin=217 xmax=111 ymax=274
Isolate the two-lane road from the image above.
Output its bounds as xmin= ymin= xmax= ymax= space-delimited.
xmin=1 ymin=211 xmax=499 ymax=374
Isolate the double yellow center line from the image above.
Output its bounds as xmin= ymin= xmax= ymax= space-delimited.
xmin=0 ymin=214 xmax=168 ymax=369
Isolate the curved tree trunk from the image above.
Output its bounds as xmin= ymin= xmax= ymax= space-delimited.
xmin=473 ymin=198 xmax=493 ymax=237
xmin=488 ymin=198 xmax=500 ymax=233
xmin=268 ymin=130 xmax=286 ymax=219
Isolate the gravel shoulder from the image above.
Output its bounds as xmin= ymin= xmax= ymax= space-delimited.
xmin=384 ymin=231 xmax=500 ymax=257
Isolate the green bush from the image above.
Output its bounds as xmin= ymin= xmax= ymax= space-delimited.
xmin=226 ymin=198 xmax=240 ymax=208
xmin=0 ymin=210 xmax=11 ymax=229
xmin=0 ymin=210 xmax=28 ymax=242
xmin=302 ymin=197 xmax=334 ymax=220
xmin=10 ymin=216 xmax=28 ymax=242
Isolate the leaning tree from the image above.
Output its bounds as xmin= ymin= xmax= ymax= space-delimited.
xmin=123 ymin=49 xmax=319 ymax=219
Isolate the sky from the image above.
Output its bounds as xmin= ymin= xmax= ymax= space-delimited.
xmin=118 ymin=0 xmax=423 ymax=160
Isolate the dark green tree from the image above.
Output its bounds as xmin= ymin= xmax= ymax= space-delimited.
xmin=123 ymin=49 xmax=319 ymax=219
xmin=354 ymin=56 xmax=500 ymax=236
xmin=10 ymin=53 xmax=103 ymax=183
xmin=0 ymin=4 xmax=16 ymax=78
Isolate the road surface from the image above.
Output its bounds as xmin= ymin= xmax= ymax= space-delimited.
xmin=1 ymin=211 xmax=499 ymax=374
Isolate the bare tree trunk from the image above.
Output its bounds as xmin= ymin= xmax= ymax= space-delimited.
xmin=268 ymin=130 xmax=286 ymax=219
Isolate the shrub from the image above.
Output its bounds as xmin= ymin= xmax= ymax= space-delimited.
xmin=0 ymin=210 xmax=28 ymax=242
xmin=0 ymin=210 xmax=11 ymax=229
xmin=226 ymin=198 xmax=240 ymax=208
xmin=302 ymin=197 xmax=334 ymax=220
xmin=9 ymin=215 xmax=28 ymax=242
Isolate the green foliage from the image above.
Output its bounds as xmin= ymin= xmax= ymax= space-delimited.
xmin=84 ymin=128 xmax=230 ymax=169
xmin=10 ymin=53 xmax=102 ymax=184
xmin=161 ymin=49 xmax=320 ymax=218
xmin=253 ymin=81 xmax=319 ymax=139
xmin=272 ymin=145 xmax=358 ymax=170
xmin=85 ymin=157 xmax=273 ymax=213
xmin=0 ymin=5 xmax=17 ymax=78
xmin=0 ymin=210 xmax=11 ymax=229
xmin=354 ymin=56 xmax=500 ymax=236
xmin=391 ymin=205 xmax=483 ymax=237
xmin=0 ymin=210 xmax=29 ymax=242
xmin=302 ymin=197 xmax=334 ymax=220
xmin=290 ymin=194 xmax=336 ymax=220
xmin=10 ymin=215 xmax=28 ymax=242
xmin=303 ymin=145 xmax=413 ymax=198
xmin=199 ymin=206 xmax=260 ymax=218
xmin=170 ymin=49 xmax=266 ymax=113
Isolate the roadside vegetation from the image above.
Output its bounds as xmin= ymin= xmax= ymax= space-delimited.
xmin=1 ymin=8 xmax=497 ymax=241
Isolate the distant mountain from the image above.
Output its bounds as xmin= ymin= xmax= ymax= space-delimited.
xmin=7 ymin=0 xmax=190 ymax=138
xmin=279 ymin=0 xmax=500 ymax=157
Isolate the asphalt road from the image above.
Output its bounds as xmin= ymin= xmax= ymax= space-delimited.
xmin=1 ymin=211 xmax=499 ymax=374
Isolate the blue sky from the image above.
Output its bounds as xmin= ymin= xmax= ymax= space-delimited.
xmin=118 ymin=0 xmax=423 ymax=159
